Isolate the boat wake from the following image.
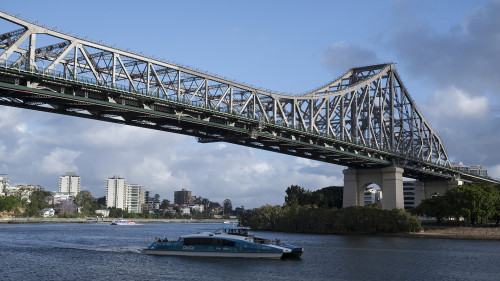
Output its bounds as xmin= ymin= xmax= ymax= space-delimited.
xmin=54 ymin=244 xmax=143 ymax=254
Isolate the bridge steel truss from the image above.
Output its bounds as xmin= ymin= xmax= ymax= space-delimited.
xmin=0 ymin=12 xmax=496 ymax=184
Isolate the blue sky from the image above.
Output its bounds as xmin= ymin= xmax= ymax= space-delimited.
xmin=0 ymin=0 xmax=499 ymax=208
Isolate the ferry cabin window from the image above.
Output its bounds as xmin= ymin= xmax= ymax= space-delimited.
xmin=183 ymin=238 xmax=235 ymax=247
xmin=226 ymin=229 xmax=249 ymax=236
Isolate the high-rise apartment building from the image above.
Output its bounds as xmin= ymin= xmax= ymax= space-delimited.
xmin=59 ymin=172 xmax=81 ymax=196
xmin=174 ymin=188 xmax=193 ymax=205
xmin=106 ymin=176 xmax=146 ymax=213
xmin=125 ymin=184 xmax=144 ymax=213
xmin=106 ymin=175 xmax=126 ymax=209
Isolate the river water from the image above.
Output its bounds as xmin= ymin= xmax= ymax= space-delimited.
xmin=0 ymin=222 xmax=498 ymax=281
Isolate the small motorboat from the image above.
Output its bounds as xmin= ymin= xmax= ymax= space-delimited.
xmin=110 ymin=219 xmax=135 ymax=225
xmin=144 ymin=226 xmax=303 ymax=259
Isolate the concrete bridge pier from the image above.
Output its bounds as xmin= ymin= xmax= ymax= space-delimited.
xmin=343 ymin=167 xmax=404 ymax=210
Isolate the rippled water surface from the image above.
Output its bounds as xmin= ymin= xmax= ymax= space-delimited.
xmin=0 ymin=222 xmax=499 ymax=280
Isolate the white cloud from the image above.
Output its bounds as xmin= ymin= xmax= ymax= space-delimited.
xmin=39 ymin=148 xmax=81 ymax=175
xmin=130 ymin=157 xmax=172 ymax=186
xmin=251 ymin=162 xmax=271 ymax=174
xmin=15 ymin=124 xmax=27 ymax=133
xmin=425 ymin=86 xmax=490 ymax=120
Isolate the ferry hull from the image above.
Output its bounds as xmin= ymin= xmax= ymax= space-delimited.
xmin=144 ymin=249 xmax=283 ymax=259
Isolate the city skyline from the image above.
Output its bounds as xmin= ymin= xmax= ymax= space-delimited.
xmin=0 ymin=0 xmax=499 ymax=208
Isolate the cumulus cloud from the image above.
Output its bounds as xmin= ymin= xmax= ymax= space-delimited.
xmin=416 ymin=85 xmax=499 ymax=171
xmin=39 ymin=148 xmax=81 ymax=174
xmin=322 ymin=41 xmax=380 ymax=74
xmin=424 ymin=86 xmax=490 ymax=120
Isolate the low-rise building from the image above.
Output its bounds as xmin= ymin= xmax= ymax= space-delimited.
xmin=52 ymin=192 xmax=76 ymax=204
xmin=188 ymin=204 xmax=204 ymax=213
xmin=451 ymin=162 xmax=488 ymax=177
xmin=4 ymin=185 xmax=44 ymax=202
xmin=95 ymin=209 xmax=110 ymax=217
xmin=39 ymin=208 xmax=55 ymax=218
xmin=180 ymin=207 xmax=191 ymax=215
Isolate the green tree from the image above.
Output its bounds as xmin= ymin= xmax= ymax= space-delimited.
xmin=492 ymin=185 xmax=500 ymax=225
xmin=285 ymin=185 xmax=342 ymax=208
xmin=74 ymin=190 xmax=95 ymax=214
xmin=284 ymin=185 xmax=307 ymax=206
xmin=413 ymin=182 xmax=499 ymax=225
xmin=0 ymin=195 xmax=21 ymax=212
xmin=447 ymin=183 xmax=495 ymax=224
xmin=223 ymin=199 xmax=232 ymax=216
xmin=312 ymin=186 xmax=343 ymax=209
xmin=412 ymin=195 xmax=452 ymax=223
xmin=108 ymin=207 xmax=124 ymax=218
xmin=96 ymin=196 xmax=106 ymax=206
xmin=24 ymin=190 xmax=51 ymax=217
xmin=159 ymin=199 xmax=170 ymax=209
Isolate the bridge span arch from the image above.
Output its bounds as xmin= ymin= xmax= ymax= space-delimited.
xmin=0 ymin=11 xmax=497 ymax=198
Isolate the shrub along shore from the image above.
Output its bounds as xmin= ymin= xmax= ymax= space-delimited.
xmin=239 ymin=204 xmax=423 ymax=234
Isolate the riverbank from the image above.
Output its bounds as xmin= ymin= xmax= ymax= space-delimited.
xmin=405 ymin=224 xmax=500 ymax=240
xmin=0 ymin=217 xmax=237 ymax=224
xmin=2 ymin=217 xmax=499 ymax=241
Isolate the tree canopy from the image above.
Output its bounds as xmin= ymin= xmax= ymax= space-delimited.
xmin=412 ymin=182 xmax=500 ymax=224
xmin=74 ymin=190 xmax=96 ymax=214
xmin=285 ymin=185 xmax=343 ymax=209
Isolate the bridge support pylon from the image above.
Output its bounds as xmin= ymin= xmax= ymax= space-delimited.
xmin=343 ymin=167 xmax=404 ymax=210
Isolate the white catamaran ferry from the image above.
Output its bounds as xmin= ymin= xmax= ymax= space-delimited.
xmin=144 ymin=226 xmax=303 ymax=259
xmin=110 ymin=219 xmax=135 ymax=225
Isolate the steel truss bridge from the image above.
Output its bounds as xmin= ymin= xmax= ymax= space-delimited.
xmin=0 ymin=12 xmax=497 ymax=184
